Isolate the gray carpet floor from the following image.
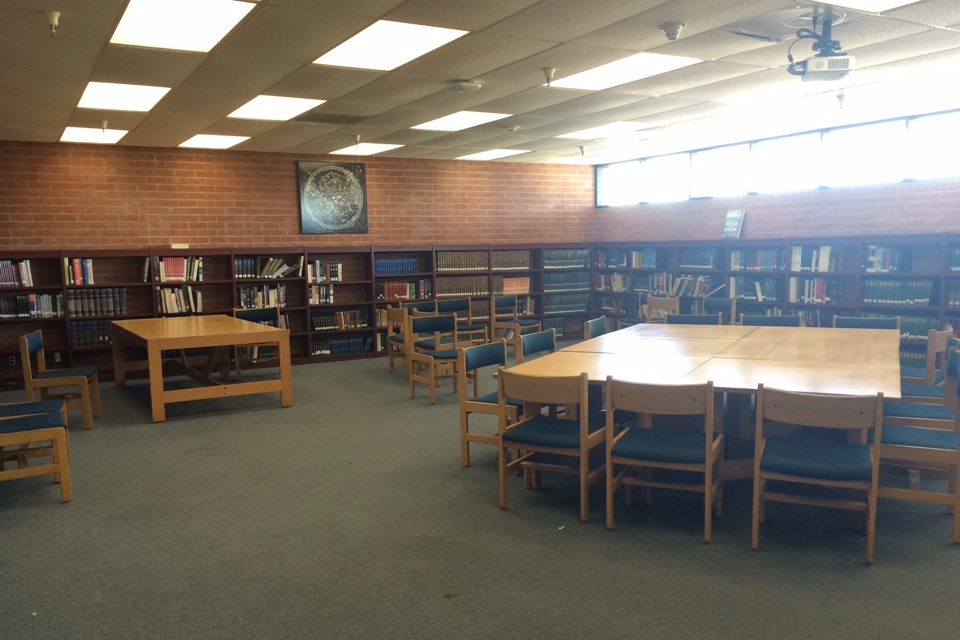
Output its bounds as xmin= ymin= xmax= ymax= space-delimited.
xmin=2 ymin=355 xmax=960 ymax=640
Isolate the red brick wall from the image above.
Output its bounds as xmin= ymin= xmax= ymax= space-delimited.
xmin=4 ymin=140 xmax=960 ymax=251
xmin=0 ymin=141 xmax=596 ymax=250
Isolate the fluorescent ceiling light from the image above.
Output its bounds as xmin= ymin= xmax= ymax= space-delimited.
xmin=60 ymin=127 xmax=128 ymax=144
xmin=77 ymin=82 xmax=170 ymax=111
xmin=179 ymin=134 xmax=249 ymax=149
xmin=313 ymin=20 xmax=467 ymax=71
xmin=457 ymin=149 xmax=530 ymax=161
xmin=111 ymin=0 xmax=256 ymax=53
xmin=556 ymin=122 xmax=650 ymax=140
xmin=330 ymin=143 xmax=403 ymax=156
xmin=549 ymin=53 xmax=701 ymax=91
xmin=228 ymin=96 xmax=326 ymax=121
xmin=827 ymin=1 xmax=919 ymax=11
xmin=412 ymin=111 xmax=511 ymax=132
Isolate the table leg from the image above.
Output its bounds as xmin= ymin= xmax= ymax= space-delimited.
xmin=278 ymin=334 xmax=293 ymax=407
xmin=147 ymin=341 xmax=166 ymax=422
xmin=111 ymin=325 xmax=127 ymax=386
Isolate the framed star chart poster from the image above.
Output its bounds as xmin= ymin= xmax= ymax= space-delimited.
xmin=297 ymin=161 xmax=368 ymax=234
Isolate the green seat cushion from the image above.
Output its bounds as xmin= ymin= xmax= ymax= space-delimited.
xmin=900 ymin=383 xmax=945 ymax=399
xmin=760 ymin=436 xmax=872 ymax=482
xmin=612 ymin=427 xmax=712 ymax=464
xmin=36 ymin=366 xmax=96 ymax=380
xmin=876 ymin=423 xmax=959 ymax=450
xmin=0 ymin=412 xmax=67 ymax=434
xmin=0 ymin=400 xmax=64 ymax=418
xmin=883 ymin=401 xmax=954 ymax=421
xmin=502 ymin=414 xmax=605 ymax=448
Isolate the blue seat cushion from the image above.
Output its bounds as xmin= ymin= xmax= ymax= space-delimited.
xmin=460 ymin=323 xmax=486 ymax=332
xmin=900 ymin=383 xmax=945 ymax=399
xmin=418 ymin=349 xmax=458 ymax=360
xmin=473 ymin=390 xmax=523 ymax=409
xmin=502 ymin=414 xmax=605 ymax=448
xmin=36 ymin=366 xmax=96 ymax=380
xmin=874 ymin=423 xmax=959 ymax=450
xmin=760 ymin=436 xmax=873 ymax=482
xmin=883 ymin=401 xmax=954 ymax=421
xmin=0 ymin=400 xmax=65 ymax=418
xmin=901 ymin=365 xmax=944 ymax=384
xmin=516 ymin=318 xmax=540 ymax=327
xmin=0 ymin=412 xmax=67 ymax=434
xmin=388 ymin=334 xmax=404 ymax=344
xmin=415 ymin=336 xmax=455 ymax=350
xmin=612 ymin=427 xmax=712 ymax=464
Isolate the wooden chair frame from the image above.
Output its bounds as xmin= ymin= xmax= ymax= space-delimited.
xmin=0 ymin=401 xmax=72 ymax=502
xmin=438 ymin=297 xmax=487 ymax=344
xmin=665 ymin=313 xmax=722 ymax=325
xmin=833 ymin=315 xmax=901 ymax=331
xmin=384 ymin=305 xmax=409 ymax=375
xmin=644 ymin=295 xmax=679 ymax=323
xmin=739 ymin=313 xmax=802 ymax=327
xmin=407 ymin=314 xmax=463 ymax=405
xmin=512 ymin=328 xmax=557 ymax=365
xmin=456 ymin=340 xmax=517 ymax=467
xmin=490 ymin=294 xmax=541 ymax=341
xmin=20 ymin=330 xmax=100 ymax=430
xmin=583 ymin=316 xmax=607 ymax=339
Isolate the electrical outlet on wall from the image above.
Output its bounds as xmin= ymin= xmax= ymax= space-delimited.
xmin=54 ymin=352 xmax=61 ymax=362
xmin=8 ymin=355 xmax=15 ymax=366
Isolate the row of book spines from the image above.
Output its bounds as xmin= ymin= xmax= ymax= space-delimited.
xmin=67 ymin=288 xmax=127 ymax=317
xmin=376 ymin=279 xmax=432 ymax=301
xmin=307 ymin=261 xmax=343 ymax=282
xmin=544 ymin=248 xmax=590 ymax=269
xmin=542 ymin=317 xmax=565 ymax=336
xmin=543 ymin=293 xmax=589 ymax=313
xmin=861 ymin=279 xmax=934 ymax=305
xmin=730 ymin=276 xmax=781 ymax=302
xmin=311 ymin=308 xmax=370 ymax=331
xmin=0 ymin=293 xmax=63 ymax=319
xmin=436 ymin=251 xmax=489 ymax=272
xmin=671 ymin=275 xmax=714 ymax=298
xmin=790 ymin=245 xmax=838 ymax=272
xmin=374 ymin=257 xmax=420 ymax=275
xmin=492 ymin=251 xmax=532 ymax=270
xmin=788 ymin=277 xmax=840 ymax=304
xmin=678 ymin=249 xmax=719 ymax=270
xmin=157 ymin=286 xmax=202 ymax=314
xmin=597 ymin=249 xmax=660 ymax=269
xmin=69 ymin=319 xmax=114 ymax=349
xmin=155 ymin=256 xmax=203 ymax=282
xmin=0 ymin=259 xmax=34 ymax=287
xmin=864 ymin=245 xmax=911 ymax=273
xmin=946 ymin=283 xmax=960 ymax=307
xmin=234 ymin=256 xmax=304 ymax=279
xmin=730 ymin=249 xmax=786 ymax=271
xmin=311 ymin=336 xmax=374 ymax=356
xmin=495 ymin=277 xmax=531 ymax=294
xmin=64 ymin=257 xmax=95 ymax=285
xmin=857 ymin=313 xmax=938 ymax=340
xmin=309 ymin=284 xmax=335 ymax=304
xmin=237 ymin=284 xmax=287 ymax=309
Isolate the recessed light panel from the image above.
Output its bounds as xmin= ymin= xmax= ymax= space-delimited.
xmin=313 ymin=20 xmax=467 ymax=71
xmin=457 ymin=149 xmax=530 ymax=161
xmin=179 ymin=134 xmax=250 ymax=149
xmin=828 ymin=1 xmax=919 ymax=11
xmin=60 ymin=127 xmax=128 ymax=144
xmin=330 ymin=143 xmax=403 ymax=156
xmin=412 ymin=111 xmax=511 ymax=132
xmin=549 ymin=53 xmax=700 ymax=91
xmin=111 ymin=0 xmax=256 ymax=53
xmin=228 ymin=96 xmax=326 ymax=121
xmin=77 ymin=82 xmax=170 ymax=112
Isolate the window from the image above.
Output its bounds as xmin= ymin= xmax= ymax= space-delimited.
xmin=596 ymin=160 xmax=640 ymax=206
xmin=691 ymin=145 xmax=750 ymax=198
xmin=820 ymin=121 xmax=907 ymax=188
xmin=638 ymin=154 xmax=689 ymax=203
xmin=750 ymin=133 xmax=822 ymax=194
xmin=906 ymin=111 xmax=960 ymax=181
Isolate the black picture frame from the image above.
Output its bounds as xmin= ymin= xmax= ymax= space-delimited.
xmin=298 ymin=161 xmax=368 ymax=234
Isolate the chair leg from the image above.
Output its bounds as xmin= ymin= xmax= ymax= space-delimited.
xmin=79 ymin=382 xmax=94 ymax=429
xmin=605 ymin=459 xmax=616 ymax=531
xmin=460 ymin=411 xmax=471 ymax=467
xmin=54 ymin=429 xmax=72 ymax=502
xmin=751 ymin=475 xmax=763 ymax=551
xmin=704 ymin=465 xmax=713 ymax=544
xmin=498 ymin=442 xmax=509 ymax=510
xmin=580 ymin=456 xmax=590 ymax=523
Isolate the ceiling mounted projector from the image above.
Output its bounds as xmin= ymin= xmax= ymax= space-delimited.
xmin=447 ymin=80 xmax=481 ymax=93
xmin=787 ymin=6 xmax=853 ymax=82
xmin=801 ymin=55 xmax=855 ymax=81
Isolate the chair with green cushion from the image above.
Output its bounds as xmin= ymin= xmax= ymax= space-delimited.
xmin=456 ymin=340 xmax=520 ymax=467
xmin=384 ymin=306 xmax=408 ymax=375
xmin=604 ymin=378 xmax=723 ymax=543
xmin=833 ymin=315 xmax=901 ymax=330
xmin=617 ymin=293 xmax=647 ymax=329
xmin=645 ymin=295 xmax=679 ymax=324
xmin=401 ymin=299 xmax=437 ymax=316
xmin=703 ymin=296 xmax=735 ymax=325
xmin=513 ymin=328 xmax=556 ymax=365
xmin=0 ymin=400 xmax=72 ymax=503
xmin=497 ymin=369 xmax=605 ymax=522
xmin=752 ymin=384 xmax=884 ymax=564
xmin=902 ymin=336 xmax=960 ymax=403
xmin=20 ymin=330 xmax=100 ymax=430
xmin=583 ymin=316 xmax=607 ymax=339
xmin=740 ymin=314 xmax=802 ymax=327
xmin=490 ymin=294 xmax=540 ymax=341
xmin=665 ymin=313 xmax=722 ymax=325
xmin=901 ymin=327 xmax=952 ymax=386
xmin=438 ymin=297 xmax=487 ymax=344
xmin=408 ymin=314 xmax=462 ymax=405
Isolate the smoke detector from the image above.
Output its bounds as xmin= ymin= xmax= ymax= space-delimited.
xmin=447 ymin=80 xmax=481 ymax=93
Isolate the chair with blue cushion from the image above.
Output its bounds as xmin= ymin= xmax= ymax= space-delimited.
xmin=752 ymin=384 xmax=884 ymax=564
xmin=604 ymin=378 xmax=723 ymax=543
xmin=497 ymin=368 xmax=604 ymax=522
xmin=833 ymin=315 xmax=901 ymax=331
xmin=456 ymin=340 xmax=520 ymax=467
xmin=902 ymin=335 xmax=960 ymax=403
xmin=407 ymin=314 xmax=463 ymax=405
xmin=20 ymin=330 xmax=100 ymax=430
xmin=583 ymin=316 xmax=607 ymax=339
xmin=665 ymin=313 xmax=722 ymax=325
xmin=0 ymin=400 xmax=72 ymax=502
xmin=490 ymin=294 xmax=540 ymax=341
xmin=740 ymin=314 xmax=802 ymax=327
xmin=645 ymin=295 xmax=679 ymax=324
xmin=438 ymin=297 xmax=487 ymax=344
xmin=703 ymin=296 xmax=735 ymax=325
xmin=617 ymin=293 xmax=647 ymax=329
xmin=401 ymin=299 xmax=437 ymax=316
xmin=877 ymin=347 xmax=960 ymax=542
xmin=384 ymin=305 xmax=409 ymax=375
xmin=513 ymin=328 xmax=556 ymax=365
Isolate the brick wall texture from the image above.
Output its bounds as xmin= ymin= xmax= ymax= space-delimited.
xmin=2 ymin=140 xmax=959 ymax=251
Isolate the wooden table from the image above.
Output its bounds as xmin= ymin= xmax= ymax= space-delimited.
xmin=111 ymin=315 xmax=293 ymax=422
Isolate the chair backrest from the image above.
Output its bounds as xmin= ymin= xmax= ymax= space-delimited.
xmin=921 ymin=328 xmax=956 ymax=384
xmin=498 ymin=368 xmax=588 ymax=419
xmin=833 ymin=315 xmax=901 ymax=331
xmin=402 ymin=299 xmax=437 ymax=316
xmin=514 ymin=328 xmax=556 ymax=364
xmin=606 ymin=377 xmax=716 ymax=433
xmin=583 ymin=316 xmax=607 ymax=339
xmin=492 ymin=294 xmax=519 ymax=320
xmin=20 ymin=330 xmax=46 ymax=377
xmin=703 ymin=296 xmax=735 ymax=325
xmin=410 ymin=313 xmax=457 ymax=336
xmin=646 ymin=295 xmax=680 ymax=323
xmin=756 ymin=384 xmax=883 ymax=434
xmin=740 ymin=314 xmax=802 ymax=327
xmin=385 ymin=306 xmax=407 ymax=335
xmin=665 ymin=313 xmax=721 ymax=325
xmin=234 ymin=306 xmax=281 ymax=326
xmin=457 ymin=340 xmax=508 ymax=404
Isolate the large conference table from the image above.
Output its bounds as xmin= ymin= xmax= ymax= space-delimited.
xmin=111 ymin=315 xmax=293 ymax=422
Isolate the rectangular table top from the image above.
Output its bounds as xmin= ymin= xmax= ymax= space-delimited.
xmin=112 ymin=315 xmax=286 ymax=345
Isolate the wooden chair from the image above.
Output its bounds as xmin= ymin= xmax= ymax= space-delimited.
xmin=877 ymin=347 xmax=960 ymax=542
xmin=438 ymin=297 xmax=487 ymax=344
xmin=490 ymin=294 xmax=540 ymax=341
xmin=456 ymin=340 xmax=519 ymax=467
xmin=401 ymin=299 xmax=437 ymax=316
xmin=384 ymin=305 xmax=408 ymax=375
xmin=407 ymin=314 xmax=463 ymax=405
xmin=833 ymin=315 xmax=901 ymax=331
xmin=497 ymin=368 xmax=605 ymax=522
xmin=752 ymin=384 xmax=884 ymax=564
xmin=703 ymin=296 xmax=735 ymax=325
xmin=901 ymin=327 xmax=953 ymax=385
xmin=0 ymin=400 xmax=72 ymax=502
xmin=583 ymin=316 xmax=607 ymax=339
xmin=902 ymin=335 xmax=960 ymax=403
xmin=233 ymin=306 xmax=282 ymax=379
xmin=644 ymin=295 xmax=679 ymax=323
xmin=513 ymin=328 xmax=556 ymax=365
xmin=20 ymin=330 xmax=100 ymax=430
xmin=740 ymin=314 xmax=802 ymax=327
xmin=665 ymin=313 xmax=721 ymax=325
xmin=617 ymin=293 xmax=647 ymax=329
xmin=604 ymin=378 xmax=723 ymax=543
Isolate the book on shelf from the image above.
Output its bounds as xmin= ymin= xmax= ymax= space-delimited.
xmin=722 ymin=209 xmax=745 ymax=239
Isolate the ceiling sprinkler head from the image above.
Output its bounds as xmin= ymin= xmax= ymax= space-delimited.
xmin=659 ymin=21 xmax=685 ymax=41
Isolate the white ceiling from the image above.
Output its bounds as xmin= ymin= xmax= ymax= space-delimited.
xmin=1 ymin=0 xmax=959 ymax=164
